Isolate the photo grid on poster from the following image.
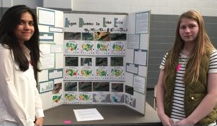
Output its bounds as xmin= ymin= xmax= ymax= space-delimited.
xmin=63 ymin=13 xmax=127 ymax=106
xmin=60 ymin=11 xmax=150 ymax=115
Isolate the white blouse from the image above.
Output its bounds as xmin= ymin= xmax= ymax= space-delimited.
xmin=0 ymin=44 xmax=44 ymax=126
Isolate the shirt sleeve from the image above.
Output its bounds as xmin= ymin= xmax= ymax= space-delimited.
xmin=35 ymin=87 xmax=44 ymax=118
xmin=0 ymin=47 xmax=34 ymax=126
xmin=159 ymin=52 xmax=168 ymax=70
xmin=209 ymin=50 xmax=217 ymax=73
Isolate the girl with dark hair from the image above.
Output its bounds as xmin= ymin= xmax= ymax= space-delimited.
xmin=0 ymin=5 xmax=44 ymax=126
xmin=156 ymin=10 xmax=217 ymax=126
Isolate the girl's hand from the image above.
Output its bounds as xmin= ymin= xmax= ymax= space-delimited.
xmin=175 ymin=118 xmax=194 ymax=126
xmin=34 ymin=117 xmax=44 ymax=126
xmin=159 ymin=113 xmax=175 ymax=126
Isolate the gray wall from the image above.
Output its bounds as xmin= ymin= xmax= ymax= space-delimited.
xmin=147 ymin=14 xmax=217 ymax=88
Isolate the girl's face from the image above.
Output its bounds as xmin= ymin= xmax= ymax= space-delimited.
xmin=179 ymin=18 xmax=199 ymax=43
xmin=14 ymin=12 xmax=35 ymax=44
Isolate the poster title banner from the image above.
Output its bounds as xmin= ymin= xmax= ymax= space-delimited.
xmin=64 ymin=14 xmax=127 ymax=32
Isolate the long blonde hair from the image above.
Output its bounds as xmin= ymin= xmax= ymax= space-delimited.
xmin=164 ymin=10 xmax=215 ymax=84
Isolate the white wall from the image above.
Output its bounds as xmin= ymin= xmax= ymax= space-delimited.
xmin=1 ymin=0 xmax=43 ymax=8
xmin=43 ymin=0 xmax=72 ymax=9
xmin=72 ymin=0 xmax=217 ymax=16
xmin=1 ymin=0 xmax=217 ymax=16
xmin=1 ymin=0 xmax=12 ymax=7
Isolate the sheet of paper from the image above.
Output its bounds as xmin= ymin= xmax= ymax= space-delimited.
xmin=73 ymin=108 xmax=104 ymax=122
xmin=134 ymin=50 xmax=147 ymax=66
xmin=39 ymin=53 xmax=55 ymax=69
xmin=126 ymin=63 xmax=138 ymax=74
xmin=127 ymin=34 xmax=140 ymax=49
xmin=38 ymin=8 xmax=55 ymax=26
xmin=133 ymin=75 xmax=146 ymax=94
xmin=135 ymin=12 xmax=149 ymax=34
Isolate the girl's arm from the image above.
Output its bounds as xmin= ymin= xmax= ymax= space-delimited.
xmin=156 ymin=69 xmax=174 ymax=126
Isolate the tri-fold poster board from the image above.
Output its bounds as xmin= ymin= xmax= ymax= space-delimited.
xmin=37 ymin=7 xmax=150 ymax=115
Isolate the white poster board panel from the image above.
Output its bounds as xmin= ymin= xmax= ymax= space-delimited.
xmin=124 ymin=72 xmax=134 ymax=87
xmin=40 ymin=78 xmax=64 ymax=110
xmin=40 ymin=44 xmax=51 ymax=54
xmin=55 ymin=53 xmax=64 ymax=68
xmin=37 ymin=9 xmax=150 ymax=114
xmin=138 ymin=66 xmax=147 ymax=77
xmin=37 ymin=7 xmax=64 ymax=110
xmin=38 ymin=70 xmax=48 ymax=82
xmin=125 ymin=49 xmax=134 ymax=63
xmin=39 ymin=25 xmax=49 ymax=32
xmin=40 ymin=92 xmax=53 ymax=110
xmin=55 ymin=10 xmax=64 ymax=27
xmin=124 ymin=10 xmax=150 ymax=115
xmin=134 ymin=92 xmax=145 ymax=114
xmin=127 ymin=13 xmax=135 ymax=34
xmin=54 ymin=33 xmax=64 ymax=45
xmin=125 ymin=92 xmax=146 ymax=115
xmin=51 ymin=45 xmax=63 ymax=53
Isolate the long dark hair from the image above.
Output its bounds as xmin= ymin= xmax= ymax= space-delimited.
xmin=0 ymin=5 xmax=40 ymax=82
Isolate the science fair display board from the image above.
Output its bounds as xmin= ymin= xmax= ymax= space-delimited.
xmin=37 ymin=7 xmax=150 ymax=115
xmin=37 ymin=7 xmax=64 ymax=109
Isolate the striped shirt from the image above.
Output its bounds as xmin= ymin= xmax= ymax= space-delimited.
xmin=159 ymin=50 xmax=217 ymax=121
